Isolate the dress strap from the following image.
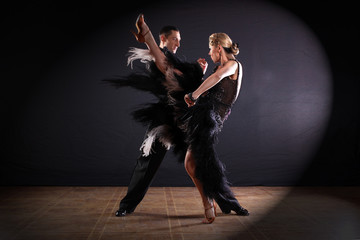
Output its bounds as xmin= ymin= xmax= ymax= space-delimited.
xmin=227 ymin=59 xmax=240 ymax=81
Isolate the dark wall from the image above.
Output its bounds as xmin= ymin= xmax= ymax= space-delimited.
xmin=1 ymin=0 xmax=359 ymax=186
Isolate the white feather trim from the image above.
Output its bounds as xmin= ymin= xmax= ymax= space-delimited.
xmin=127 ymin=47 xmax=155 ymax=69
xmin=140 ymin=125 xmax=172 ymax=156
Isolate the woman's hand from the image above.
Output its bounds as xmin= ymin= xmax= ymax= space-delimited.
xmin=184 ymin=94 xmax=196 ymax=107
xmin=197 ymin=58 xmax=208 ymax=74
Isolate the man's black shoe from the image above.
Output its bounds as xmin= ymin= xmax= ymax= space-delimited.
xmin=115 ymin=208 xmax=132 ymax=217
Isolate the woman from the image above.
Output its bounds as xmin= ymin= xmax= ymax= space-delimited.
xmin=112 ymin=14 xmax=249 ymax=224
xmin=181 ymin=32 xmax=248 ymax=223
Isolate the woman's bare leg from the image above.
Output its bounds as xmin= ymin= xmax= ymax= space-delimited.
xmin=184 ymin=150 xmax=215 ymax=223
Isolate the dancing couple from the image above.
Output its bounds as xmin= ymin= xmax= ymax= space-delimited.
xmin=105 ymin=14 xmax=249 ymax=224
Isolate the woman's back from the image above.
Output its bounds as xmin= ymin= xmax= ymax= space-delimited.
xmin=207 ymin=60 xmax=241 ymax=120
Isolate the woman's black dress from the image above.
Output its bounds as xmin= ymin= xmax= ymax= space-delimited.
xmin=104 ymin=47 xmax=242 ymax=203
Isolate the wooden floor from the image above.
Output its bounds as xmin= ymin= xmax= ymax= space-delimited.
xmin=0 ymin=186 xmax=360 ymax=240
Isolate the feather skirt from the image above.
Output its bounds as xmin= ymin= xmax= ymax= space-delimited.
xmin=103 ymin=47 xmax=234 ymax=199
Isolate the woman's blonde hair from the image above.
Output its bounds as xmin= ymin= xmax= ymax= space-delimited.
xmin=209 ymin=33 xmax=239 ymax=55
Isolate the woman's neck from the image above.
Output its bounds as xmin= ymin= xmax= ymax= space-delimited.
xmin=220 ymin=54 xmax=235 ymax=66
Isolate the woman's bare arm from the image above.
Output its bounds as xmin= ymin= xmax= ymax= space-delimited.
xmin=193 ymin=60 xmax=237 ymax=99
xmin=184 ymin=60 xmax=238 ymax=106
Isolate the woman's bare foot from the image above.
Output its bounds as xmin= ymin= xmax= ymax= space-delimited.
xmin=202 ymin=202 xmax=216 ymax=224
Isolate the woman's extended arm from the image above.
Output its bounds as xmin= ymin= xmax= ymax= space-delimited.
xmin=185 ymin=60 xmax=238 ymax=106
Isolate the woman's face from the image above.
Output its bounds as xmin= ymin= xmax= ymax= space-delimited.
xmin=209 ymin=45 xmax=220 ymax=63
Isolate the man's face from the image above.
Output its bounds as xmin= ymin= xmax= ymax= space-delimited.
xmin=163 ymin=30 xmax=181 ymax=54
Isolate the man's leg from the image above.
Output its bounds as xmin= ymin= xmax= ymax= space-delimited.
xmin=116 ymin=139 xmax=167 ymax=216
xmin=214 ymin=191 xmax=250 ymax=216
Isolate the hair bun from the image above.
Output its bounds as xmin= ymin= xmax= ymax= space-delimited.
xmin=231 ymin=42 xmax=239 ymax=55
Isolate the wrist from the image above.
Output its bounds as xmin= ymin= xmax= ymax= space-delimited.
xmin=192 ymin=91 xmax=200 ymax=100
xmin=188 ymin=92 xmax=197 ymax=102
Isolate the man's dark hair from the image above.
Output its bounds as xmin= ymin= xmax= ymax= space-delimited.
xmin=159 ymin=25 xmax=179 ymax=38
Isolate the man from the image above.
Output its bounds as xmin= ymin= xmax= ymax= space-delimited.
xmin=159 ymin=26 xmax=181 ymax=53
xmin=116 ymin=26 xmax=184 ymax=217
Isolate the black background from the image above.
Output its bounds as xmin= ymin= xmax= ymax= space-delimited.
xmin=1 ymin=0 xmax=359 ymax=186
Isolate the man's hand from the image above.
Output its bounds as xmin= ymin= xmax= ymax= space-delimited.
xmin=197 ymin=58 xmax=208 ymax=74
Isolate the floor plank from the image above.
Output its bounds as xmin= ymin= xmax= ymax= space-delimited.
xmin=0 ymin=186 xmax=359 ymax=240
